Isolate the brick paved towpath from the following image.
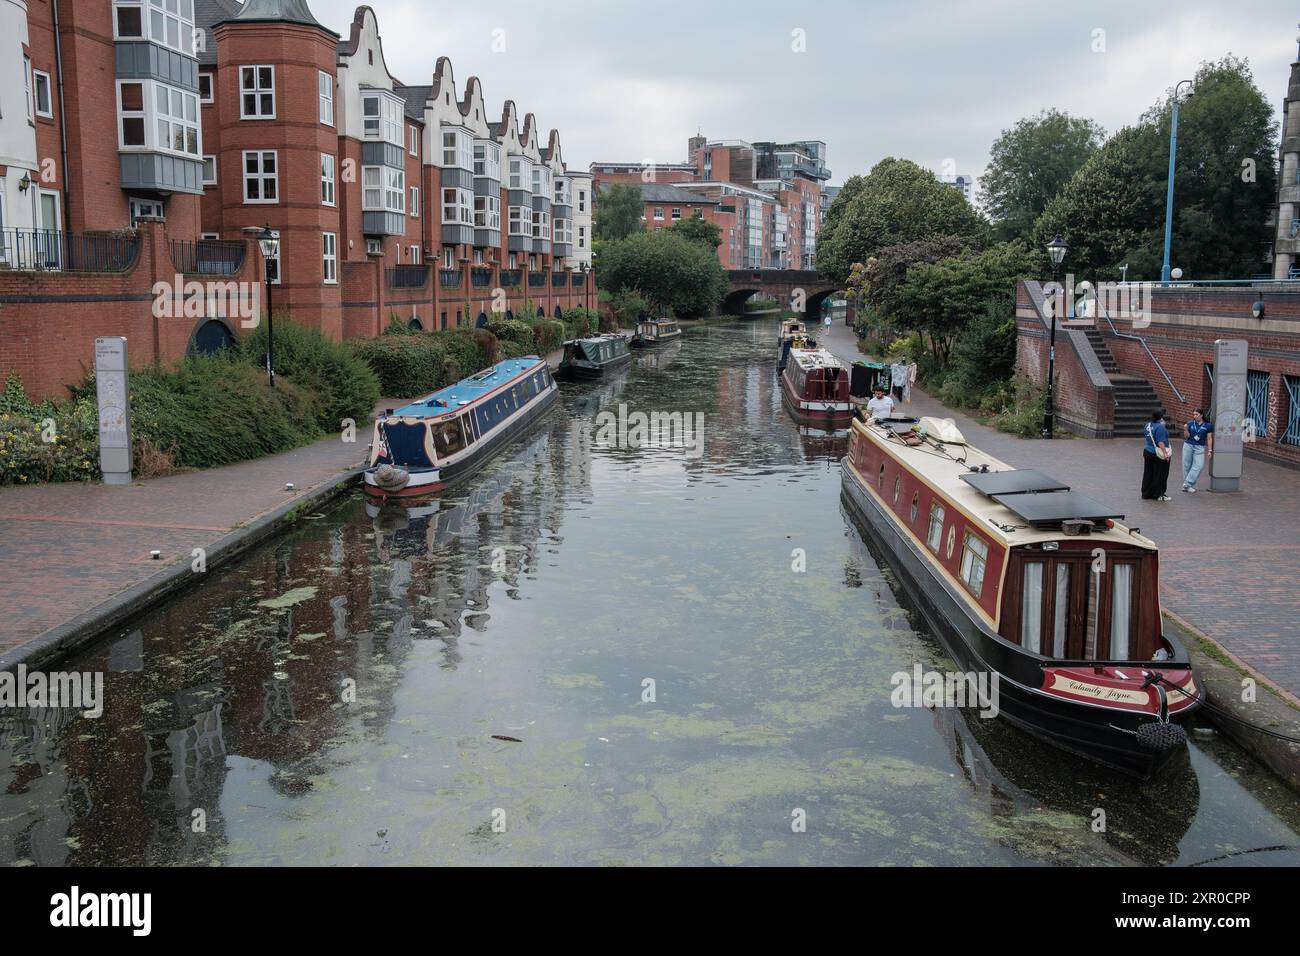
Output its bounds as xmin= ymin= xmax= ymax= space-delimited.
xmin=820 ymin=320 xmax=1300 ymax=699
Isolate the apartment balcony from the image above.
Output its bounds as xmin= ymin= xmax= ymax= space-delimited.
xmin=470 ymin=266 xmax=495 ymax=288
xmin=551 ymin=272 xmax=567 ymax=287
xmin=528 ymin=271 xmax=547 ymax=289
xmin=440 ymin=268 xmax=462 ymax=289
xmin=169 ymin=239 xmax=245 ymax=276
xmin=0 ymin=228 xmax=139 ymax=273
xmin=572 ymin=273 xmax=587 ymax=288
xmin=500 ymin=269 xmax=522 ymax=287
xmin=386 ymin=264 xmax=429 ymax=289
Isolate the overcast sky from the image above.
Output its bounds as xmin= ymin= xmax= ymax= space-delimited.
xmin=305 ymin=0 xmax=1295 ymax=192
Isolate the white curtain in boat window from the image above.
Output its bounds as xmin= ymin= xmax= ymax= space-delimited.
xmin=1053 ymin=564 xmax=1069 ymax=658
xmin=1110 ymin=564 xmax=1132 ymax=659
xmin=1020 ymin=562 xmax=1043 ymax=651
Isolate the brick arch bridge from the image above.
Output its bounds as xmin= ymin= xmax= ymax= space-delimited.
xmin=721 ymin=270 xmax=849 ymax=320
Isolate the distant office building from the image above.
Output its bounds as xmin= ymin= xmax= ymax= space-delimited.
xmin=1273 ymin=40 xmax=1300 ymax=278
xmin=941 ymin=174 xmax=975 ymax=204
xmin=592 ymin=133 xmax=830 ymax=270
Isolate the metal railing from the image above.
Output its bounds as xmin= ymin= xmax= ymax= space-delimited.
xmin=386 ymin=264 xmax=429 ymax=289
xmin=500 ymin=269 xmax=521 ymax=287
xmin=528 ymin=271 xmax=546 ymax=288
xmin=552 ymin=272 xmax=567 ymax=287
xmin=0 ymin=228 xmax=139 ymax=273
xmin=170 ymin=238 xmax=245 ymax=276
xmin=1283 ymin=376 xmax=1300 ymax=447
xmin=1098 ymin=305 xmax=1186 ymax=404
xmin=1246 ymin=370 xmax=1270 ymax=437
xmin=572 ymin=274 xmax=586 ymax=288
xmin=439 ymin=268 xmax=461 ymax=288
xmin=470 ymin=267 xmax=494 ymax=288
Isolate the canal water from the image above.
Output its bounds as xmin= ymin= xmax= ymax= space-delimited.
xmin=4 ymin=319 xmax=1300 ymax=866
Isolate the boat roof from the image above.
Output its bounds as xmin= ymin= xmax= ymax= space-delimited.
xmin=789 ymin=347 xmax=845 ymax=370
xmin=394 ymin=357 xmax=544 ymax=419
xmin=852 ymin=417 xmax=1157 ymax=550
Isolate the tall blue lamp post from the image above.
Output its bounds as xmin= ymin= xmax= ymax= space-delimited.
xmin=1041 ymin=233 xmax=1068 ymax=440
xmin=1160 ymin=80 xmax=1194 ymax=287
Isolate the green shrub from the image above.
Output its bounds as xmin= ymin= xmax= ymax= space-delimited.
xmin=242 ymin=319 xmax=379 ymax=431
xmin=486 ymin=318 xmax=535 ymax=346
xmin=0 ymin=382 xmax=100 ymax=485
xmin=497 ymin=339 xmax=533 ymax=360
xmin=532 ymin=319 xmax=564 ymax=354
xmin=349 ymin=335 xmax=450 ymax=398
xmin=988 ymin=376 xmax=1047 ymax=438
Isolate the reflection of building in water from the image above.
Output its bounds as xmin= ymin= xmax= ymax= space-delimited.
xmin=0 ymin=707 xmax=82 ymax=866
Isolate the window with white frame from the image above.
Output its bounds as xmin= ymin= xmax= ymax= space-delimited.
xmin=202 ymin=155 xmax=216 ymax=184
xmin=653 ymin=207 xmax=664 ymax=220
xmin=554 ymin=219 xmax=572 ymax=245
xmin=240 ymin=66 xmax=275 ymax=119
xmin=361 ymin=92 xmax=403 ymax=146
xmin=409 ymin=245 xmax=421 ymax=264
xmin=475 ymin=195 xmax=500 ymax=231
xmin=508 ymin=158 xmax=527 ymax=191
xmin=409 ymin=127 xmax=419 ymax=156
xmin=318 ymin=71 xmax=334 ymax=126
xmin=321 ymin=153 xmax=335 ymax=206
xmin=553 ymin=177 xmax=570 ymax=205
xmin=23 ymin=57 xmax=33 ymax=121
xmin=578 ymin=189 xmax=586 ymax=213
xmin=508 ymin=206 xmax=529 ymax=236
xmin=198 ymin=73 xmax=213 ymax=103
xmin=363 ymin=166 xmax=404 ymax=213
xmin=578 ymin=226 xmax=585 ymax=248
xmin=532 ymin=209 xmax=550 ymax=240
xmin=531 ymin=165 xmax=551 ymax=196
xmin=410 ymin=186 xmax=420 ymax=218
xmin=242 ymin=150 xmax=277 ymax=203
xmin=442 ymin=187 xmax=472 ymax=225
xmin=474 ymin=141 xmax=501 ymax=180
xmin=671 ymin=207 xmax=681 ymax=220
xmin=322 ymin=232 xmax=337 ymax=283
xmin=441 ymin=128 xmax=473 ymax=170
xmin=113 ymin=1 xmax=195 ymax=55
xmin=33 ymin=70 xmax=53 ymax=119
xmin=116 ymin=80 xmax=200 ymax=157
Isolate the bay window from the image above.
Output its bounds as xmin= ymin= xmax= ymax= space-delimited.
xmin=475 ymin=195 xmax=501 ymax=231
xmin=113 ymin=1 xmax=195 ymax=55
xmin=442 ymin=188 xmax=473 ymax=225
xmin=532 ymin=209 xmax=550 ymax=240
xmin=553 ymin=177 xmax=570 ymax=206
xmin=441 ymin=128 xmax=473 ymax=170
xmin=116 ymin=80 xmax=200 ymax=157
xmin=474 ymin=141 xmax=501 ymax=180
xmin=362 ymin=92 xmax=403 ymax=146
xmin=508 ymin=158 xmax=528 ymax=191
xmin=508 ymin=205 xmax=530 ymax=236
xmin=363 ymin=166 xmax=405 ymax=213
xmin=531 ymin=165 xmax=551 ymax=197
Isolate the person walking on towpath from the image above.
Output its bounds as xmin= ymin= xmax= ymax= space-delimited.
xmin=1141 ymin=409 xmax=1172 ymax=502
xmin=1181 ymin=409 xmax=1214 ymax=494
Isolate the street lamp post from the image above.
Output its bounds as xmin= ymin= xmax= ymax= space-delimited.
xmin=1160 ymin=80 xmax=1193 ymax=287
xmin=1042 ymin=234 xmax=1068 ymax=440
xmin=257 ymin=225 xmax=280 ymax=387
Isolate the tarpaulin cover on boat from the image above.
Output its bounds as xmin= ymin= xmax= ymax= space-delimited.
xmin=383 ymin=420 xmax=435 ymax=468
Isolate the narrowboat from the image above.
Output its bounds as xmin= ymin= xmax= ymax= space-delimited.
xmin=779 ymin=347 xmax=853 ymax=426
xmin=776 ymin=318 xmax=814 ymax=371
xmin=629 ymin=318 xmax=682 ymax=349
xmin=364 ymin=357 xmax=558 ymax=499
xmin=555 ymin=333 xmax=632 ymax=380
xmin=841 ymin=414 xmax=1200 ymax=777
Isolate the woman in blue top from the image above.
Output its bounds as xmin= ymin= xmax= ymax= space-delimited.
xmin=1141 ymin=409 xmax=1172 ymax=501
xmin=1181 ymin=409 xmax=1214 ymax=493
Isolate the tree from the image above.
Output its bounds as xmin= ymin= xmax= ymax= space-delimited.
xmin=597 ymin=230 xmax=728 ymax=318
xmin=980 ymin=109 xmax=1105 ymax=242
xmin=594 ymin=182 xmax=645 ymax=243
xmin=815 ymin=158 xmax=989 ymax=282
xmin=1034 ymin=56 xmax=1278 ymax=281
xmin=666 ymin=212 xmax=722 ymax=249
xmin=864 ymin=235 xmax=973 ymax=321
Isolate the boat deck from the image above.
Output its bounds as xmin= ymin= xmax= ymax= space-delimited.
xmin=393 ymin=357 xmax=544 ymax=419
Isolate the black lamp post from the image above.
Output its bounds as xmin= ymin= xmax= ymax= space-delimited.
xmin=257 ymin=225 xmax=280 ymax=387
xmin=1042 ymin=233 xmax=1068 ymax=439
xmin=581 ymin=261 xmax=591 ymax=311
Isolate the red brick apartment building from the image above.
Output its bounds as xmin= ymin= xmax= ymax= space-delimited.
xmin=590 ymin=135 xmax=830 ymax=271
xmin=1 ymin=0 xmax=595 ymax=400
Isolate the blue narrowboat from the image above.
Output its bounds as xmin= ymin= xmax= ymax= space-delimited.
xmin=364 ymin=357 xmax=558 ymax=499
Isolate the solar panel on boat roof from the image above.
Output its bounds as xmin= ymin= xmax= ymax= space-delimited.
xmin=960 ymin=469 xmax=1070 ymax=496
xmin=992 ymin=491 xmax=1125 ymax=527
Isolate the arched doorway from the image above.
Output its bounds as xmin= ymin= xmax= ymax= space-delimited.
xmin=554 ymin=306 xmax=562 ymax=319
xmin=537 ymin=306 xmax=545 ymax=319
xmin=408 ymin=317 xmax=424 ymax=331
xmin=189 ymin=319 xmax=235 ymax=355
xmin=476 ymin=312 xmax=488 ymax=328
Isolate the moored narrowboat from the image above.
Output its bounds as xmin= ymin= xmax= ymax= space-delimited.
xmin=777 ymin=317 xmax=814 ymax=371
xmin=779 ymin=347 xmax=852 ymax=426
xmin=555 ymin=333 xmax=632 ymax=380
xmin=629 ymin=318 xmax=682 ymax=349
xmin=840 ymin=414 xmax=1200 ymax=777
xmin=364 ymin=357 xmax=558 ymax=499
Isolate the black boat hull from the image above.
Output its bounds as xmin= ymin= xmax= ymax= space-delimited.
xmin=840 ymin=461 xmax=1198 ymax=778
xmin=555 ymin=351 xmax=632 ymax=380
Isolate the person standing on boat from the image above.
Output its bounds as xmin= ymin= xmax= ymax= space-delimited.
xmin=867 ymin=386 xmax=896 ymax=420
xmin=1181 ymin=409 xmax=1214 ymax=494
xmin=1141 ymin=409 xmax=1173 ymax=502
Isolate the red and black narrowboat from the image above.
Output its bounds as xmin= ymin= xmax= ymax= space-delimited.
xmin=841 ymin=414 xmax=1200 ymax=777
xmin=780 ymin=347 xmax=853 ymax=426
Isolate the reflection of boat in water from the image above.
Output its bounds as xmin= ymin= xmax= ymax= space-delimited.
xmin=797 ymin=425 xmax=848 ymax=462
xmin=364 ymin=358 xmax=558 ymax=499
xmin=841 ymin=414 xmax=1200 ymax=778
xmin=633 ymin=336 xmax=682 ymax=371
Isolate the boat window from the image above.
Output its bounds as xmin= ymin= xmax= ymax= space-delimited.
xmin=892 ymin=476 xmax=901 ymax=504
xmin=910 ymin=492 xmax=919 ymax=523
xmin=1052 ymin=564 xmax=1070 ymax=658
xmin=433 ymin=416 xmax=469 ymax=457
xmin=878 ymin=463 xmax=886 ymax=489
xmin=926 ymin=504 xmax=945 ymax=551
xmin=960 ymin=533 xmax=989 ymax=595
xmin=1110 ymin=563 xmax=1133 ymax=658
xmin=1020 ymin=562 xmax=1044 ymax=651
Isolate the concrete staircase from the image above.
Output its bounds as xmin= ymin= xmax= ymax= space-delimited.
xmin=1080 ymin=326 xmax=1162 ymax=437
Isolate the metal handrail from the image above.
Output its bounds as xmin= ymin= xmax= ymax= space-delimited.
xmin=0 ymin=228 xmax=139 ymax=273
xmin=1099 ymin=306 xmax=1185 ymax=404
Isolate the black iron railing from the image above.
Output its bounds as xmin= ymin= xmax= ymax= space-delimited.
xmin=170 ymin=239 xmax=245 ymax=276
xmin=0 ymin=228 xmax=139 ymax=273
xmin=500 ymin=269 xmax=521 ymax=287
xmin=386 ymin=264 xmax=429 ymax=289
xmin=572 ymin=274 xmax=587 ymax=288
xmin=552 ymin=272 xmax=567 ymax=287
xmin=440 ymin=268 xmax=461 ymax=288
xmin=528 ymin=271 xmax=546 ymax=288
xmin=471 ymin=267 xmax=494 ymax=288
